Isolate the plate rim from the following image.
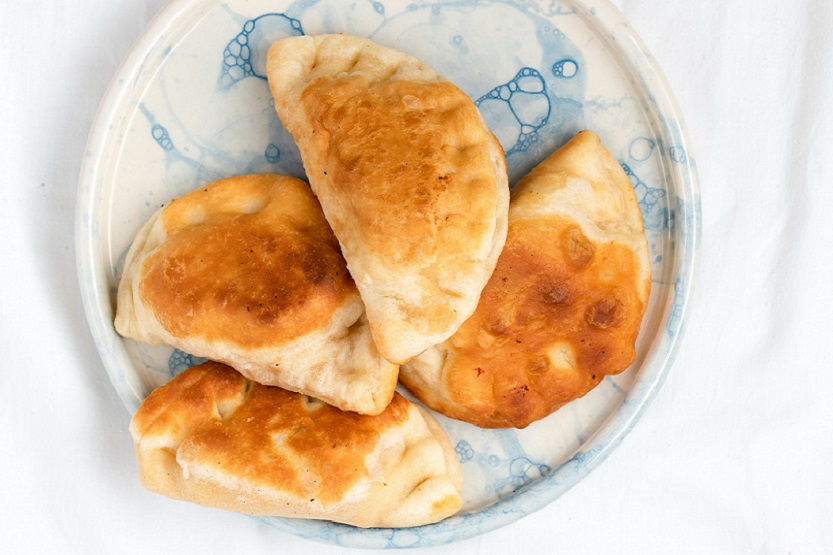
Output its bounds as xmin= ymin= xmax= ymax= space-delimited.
xmin=75 ymin=0 xmax=701 ymax=548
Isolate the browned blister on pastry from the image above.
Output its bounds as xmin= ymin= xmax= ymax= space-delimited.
xmin=130 ymin=362 xmax=463 ymax=528
xmin=400 ymin=131 xmax=651 ymax=428
xmin=115 ymin=174 xmax=397 ymax=415
xmin=266 ymin=34 xmax=509 ymax=364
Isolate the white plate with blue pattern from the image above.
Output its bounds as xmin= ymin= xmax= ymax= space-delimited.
xmin=76 ymin=0 xmax=700 ymax=548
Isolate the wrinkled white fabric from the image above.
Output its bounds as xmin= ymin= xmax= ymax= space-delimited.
xmin=1 ymin=0 xmax=831 ymax=553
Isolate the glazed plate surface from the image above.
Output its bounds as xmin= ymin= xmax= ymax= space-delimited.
xmin=76 ymin=0 xmax=700 ymax=548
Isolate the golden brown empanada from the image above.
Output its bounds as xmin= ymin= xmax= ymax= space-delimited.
xmin=400 ymin=131 xmax=652 ymax=428
xmin=266 ymin=34 xmax=509 ymax=364
xmin=130 ymin=362 xmax=463 ymax=528
xmin=115 ymin=174 xmax=397 ymax=415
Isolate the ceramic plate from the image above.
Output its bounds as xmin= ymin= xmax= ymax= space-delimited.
xmin=76 ymin=0 xmax=700 ymax=548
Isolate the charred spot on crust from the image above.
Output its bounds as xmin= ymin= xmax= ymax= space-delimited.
xmin=561 ymin=225 xmax=595 ymax=267
xmin=541 ymin=283 xmax=573 ymax=305
xmin=585 ymin=296 xmax=623 ymax=329
xmin=486 ymin=317 xmax=511 ymax=336
xmin=527 ymin=356 xmax=549 ymax=374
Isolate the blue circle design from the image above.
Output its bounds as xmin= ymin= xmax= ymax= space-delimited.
xmin=509 ymin=457 xmax=551 ymax=487
xmin=621 ymin=161 xmax=668 ymax=231
xmin=265 ymin=143 xmax=281 ymax=163
xmin=670 ymin=146 xmax=689 ymax=163
xmin=220 ymin=14 xmax=304 ymax=88
xmin=150 ymin=124 xmax=174 ymax=151
xmin=455 ymin=440 xmax=474 ymax=462
xmin=629 ymin=137 xmax=656 ymax=161
xmin=167 ymin=349 xmax=207 ymax=377
xmin=552 ymin=58 xmax=579 ymax=78
xmin=476 ymin=67 xmax=551 ymax=156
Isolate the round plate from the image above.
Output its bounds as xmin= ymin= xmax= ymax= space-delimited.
xmin=76 ymin=0 xmax=700 ymax=548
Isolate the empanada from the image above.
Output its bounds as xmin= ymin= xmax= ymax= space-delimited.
xmin=130 ymin=362 xmax=463 ymax=528
xmin=115 ymin=174 xmax=397 ymax=415
xmin=266 ymin=34 xmax=509 ymax=364
xmin=400 ymin=131 xmax=652 ymax=428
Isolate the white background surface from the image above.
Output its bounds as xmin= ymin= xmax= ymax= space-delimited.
xmin=2 ymin=0 xmax=832 ymax=553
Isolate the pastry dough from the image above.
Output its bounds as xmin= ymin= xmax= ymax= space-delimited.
xmin=266 ymin=34 xmax=509 ymax=364
xmin=130 ymin=362 xmax=463 ymax=528
xmin=115 ymin=174 xmax=397 ymax=415
xmin=400 ymin=131 xmax=652 ymax=428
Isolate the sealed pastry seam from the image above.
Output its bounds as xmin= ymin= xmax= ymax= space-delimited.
xmin=115 ymin=174 xmax=398 ymax=415
xmin=267 ymin=34 xmax=509 ymax=364
xmin=130 ymin=363 xmax=463 ymax=528
xmin=400 ymin=130 xmax=652 ymax=428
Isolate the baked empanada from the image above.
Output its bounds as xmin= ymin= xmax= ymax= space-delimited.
xmin=115 ymin=174 xmax=397 ymax=415
xmin=130 ymin=362 xmax=463 ymax=528
xmin=400 ymin=131 xmax=652 ymax=428
xmin=266 ymin=34 xmax=509 ymax=364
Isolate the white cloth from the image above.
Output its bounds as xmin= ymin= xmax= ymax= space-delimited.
xmin=2 ymin=0 xmax=831 ymax=553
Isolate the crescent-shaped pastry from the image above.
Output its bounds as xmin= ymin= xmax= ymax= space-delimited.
xmin=115 ymin=174 xmax=397 ymax=415
xmin=266 ymin=34 xmax=509 ymax=364
xmin=399 ymin=131 xmax=652 ymax=428
xmin=130 ymin=362 xmax=463 ymax=528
